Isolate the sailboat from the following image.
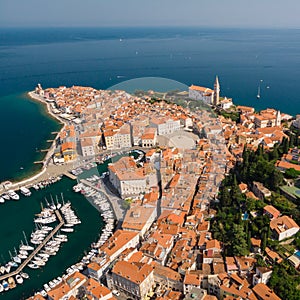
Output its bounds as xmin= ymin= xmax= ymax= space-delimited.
xmin=257 ymin=79 xmax=263 ymax=99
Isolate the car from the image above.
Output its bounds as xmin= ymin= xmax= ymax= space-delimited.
xmin=112 ymin=290 xmax=120 ymax=296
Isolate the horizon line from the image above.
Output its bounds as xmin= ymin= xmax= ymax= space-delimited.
xmin=0 ymin=25 xmax=300 ymax=30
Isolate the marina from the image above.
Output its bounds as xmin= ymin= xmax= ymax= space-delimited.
xmin=0 ymin=177 xmax=102 ymax=300
xmin=0 ymin=209 xmax=64 ymax=282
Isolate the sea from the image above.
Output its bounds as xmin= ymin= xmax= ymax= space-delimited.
xmin=0 ymin=27 xmax=300 ymax=298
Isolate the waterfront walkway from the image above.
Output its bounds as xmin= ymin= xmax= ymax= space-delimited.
xmin=0 ymin=210 xmax=65 ymax=281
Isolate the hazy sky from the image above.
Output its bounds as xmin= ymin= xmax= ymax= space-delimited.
xmin=1 ymin=0 xmax=300 ymax=28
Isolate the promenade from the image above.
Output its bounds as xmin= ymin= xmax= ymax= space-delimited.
xmin=0 ymin=210 xmax=65 ymax=281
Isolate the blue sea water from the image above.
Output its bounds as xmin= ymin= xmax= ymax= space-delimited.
xmin=1 ymin=27 xmax=300 ymax=181
xmin=0 ymin=27 xmax=300 ymax=297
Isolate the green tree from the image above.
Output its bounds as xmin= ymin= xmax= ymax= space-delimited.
xmin=231 ymin=224 xmax=249 ymax=256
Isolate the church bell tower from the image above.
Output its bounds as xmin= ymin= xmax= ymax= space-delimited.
xmin=213 ymin=76 xmax=220 ymax=106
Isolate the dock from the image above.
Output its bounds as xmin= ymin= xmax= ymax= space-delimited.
xmin=0 ymin=210 xmax=65 ymax=281
xmin=63 ymin=172 xmax=77 ymax=180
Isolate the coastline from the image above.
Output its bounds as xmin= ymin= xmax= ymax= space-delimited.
xmin=0 ymin=92 xmax=68 ymax=193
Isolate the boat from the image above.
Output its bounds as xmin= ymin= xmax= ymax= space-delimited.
xmin=43 ymin=283 xmax=51 ymax=292
xmin=257 ymin=79 xmax=263 ymax=99
xmin=7 ymin=261 xmax=18 ymax=268
xmin=12 ymin=253 xmax=21 ymax=264
xmin=55 ymin=195 xmax=62 ymax=209
xmin=28 ymin=263 xmax=39 ymax=269
xmin=20 ymin=187 xmax=31 ymax=196
xmin=33 ymin=184 xmax=39 ymax=190
xmin=33 ymin=260 xmax=46 ymax=266
xmin=0 ymin=197 xmax=4 ymax=204
xmin=2 ymin=194 xmax=10 ymax=200
xmin=7 ymin=190 xmax=19 ymax=200
xmin=20 ymin=240 xmax=34 ymax=251
xmin=15 ymin=274 xmax=24 ymax=284
xmin=64 ymin=223 xmax=75 ymax=227
xmin=61 ymin=227 xmax=74 ymax=232
xmin=0 ymin=283 xmax=3 ymax=292
xmin=73 ymin=184 xmax=82 ymax=192
xmin=2 ymin=280 xmax=9 ymax=291
xmin=8 ymin=277 xmax=16 ymax=289
xmin=20 ymin=272 xmax=29 ymax=279
xmin=18 ymin=253 xmax=27 ymax=260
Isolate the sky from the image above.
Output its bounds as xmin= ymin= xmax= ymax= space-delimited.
xmin=1 ymin=0 xmax=300 ymax=28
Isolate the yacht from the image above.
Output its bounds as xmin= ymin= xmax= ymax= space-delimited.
xmin=7 ymin=190 xmax=19 ymax=200
xmin=20 ymin=187 xmax=31 ymax=196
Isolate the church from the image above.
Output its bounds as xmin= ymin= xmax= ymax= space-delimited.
xmin=188 ymin=76 xmax=220 ymax=106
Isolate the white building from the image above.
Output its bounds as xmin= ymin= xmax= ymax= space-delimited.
xmin=189 ymin=85 xmax=214 ymax=104
xmin=270 ymin=215 xmax=299 ymax=241
xmin=108 ymin=156 xmax=147 ymax=198
xmin=150 ymin=117 xmax=181 ymax=135
xmin=252 ymin=267 xmax=273 ymax=286
xmin=80 ymin=138 xmax=95 ymax=157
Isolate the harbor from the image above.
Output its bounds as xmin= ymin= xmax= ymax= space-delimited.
xmin=0 ymin=177 xmax=102 ymax=300
xmin=0 ymin=209 xmax=65 ymax=282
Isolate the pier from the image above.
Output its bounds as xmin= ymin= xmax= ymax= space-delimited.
xmin=0 ymin=210 xmax=65 ymax=281
xmin=63 ymin=172 xmax=77 ymax=180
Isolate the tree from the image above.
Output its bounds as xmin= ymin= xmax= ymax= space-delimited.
xmin=261 ymin=231 xmax=267 ymax=252
xmin=231 ymin=224 xmax=249 ymax=256
xmin=285 ymin=168 xmax=300 ymax=179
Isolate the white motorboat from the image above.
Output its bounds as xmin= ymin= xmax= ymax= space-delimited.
xmin=2 ymin=280 xmax=9 ymax=291
xmin=32 ymin=260 xmax=46 ymax=266
xmin=7 ymin=190 xmax=19 ymax=200
xmin=20 ymin=187 xmax=31 ymax=196
xmin=61 ymin=228 xmax=74 ymax=233
xmin=2 ymin=194 xmax=10 ymax=200
xmin=15 ymin=274 xmax=24 ymax=284
xmin=0 ymin=197 xmax=4 ymax=204
xmin=43 ymin=283 xmax=51 ymax=292
xmin=20 ymin=272 xmax=29 ymax=279
xmin=0 ymin=283 xmax=3 ymax=292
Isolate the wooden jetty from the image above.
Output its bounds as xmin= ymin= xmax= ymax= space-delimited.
xmin=0 ymin=210 xmax=65 ymax=281
xmin=63 ymin=172 xmax=77 ymax=180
